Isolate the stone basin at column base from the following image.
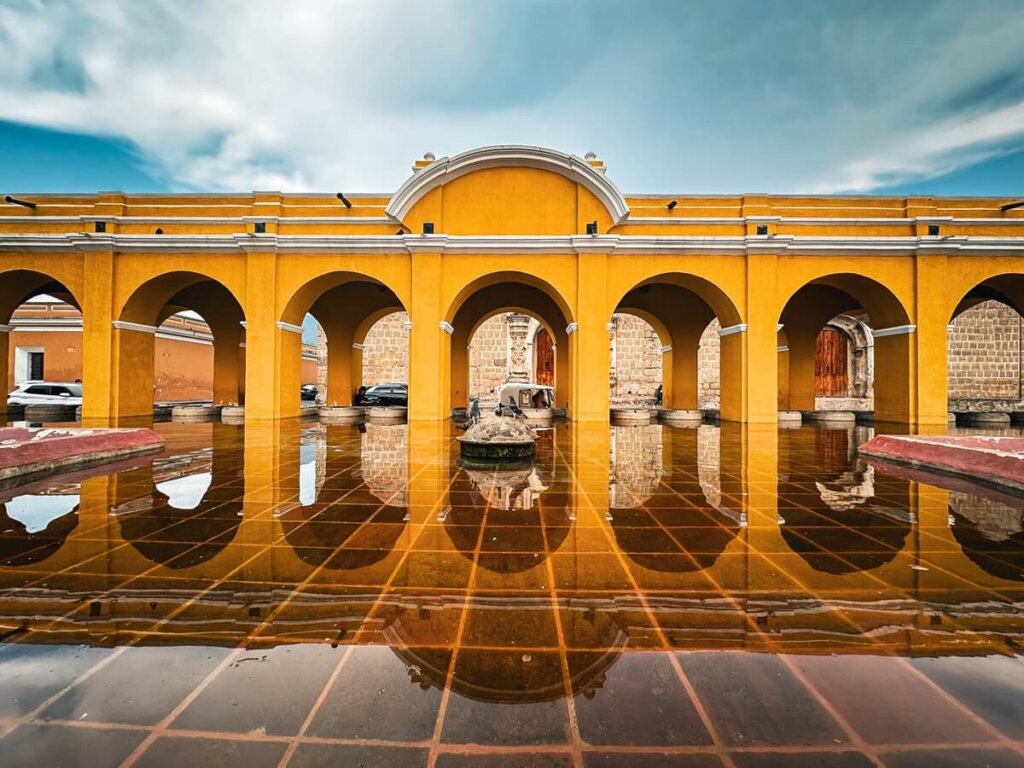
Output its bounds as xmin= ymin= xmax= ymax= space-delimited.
xmin=610 ymin=408 xmax=653 ymax=426
xmin=777 ymin=411 xmax=802 ymax=428
xmin=801 ymin=410 xmax=856 ymax=425
xmin=319 ymin=406 xmax=365 ymax=425
xmin=221 ymin=406 xmax=245 ymax=425
xmin=658 ymin=409 xmax=702 ymax=427
xmin=24 ymin=404 xmax=78 ymax=422
xmin=366 ymin=406 xmax=408 ymax=424
xmin=171 ymin=404 xmax=223 ymax=423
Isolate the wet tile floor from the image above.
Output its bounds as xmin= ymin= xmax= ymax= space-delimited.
xmin=1 ymin=419 xmax=1023 ymax=767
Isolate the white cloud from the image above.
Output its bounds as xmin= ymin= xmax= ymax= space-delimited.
xmin=0 ymin=0 xmax=1022 ymax=193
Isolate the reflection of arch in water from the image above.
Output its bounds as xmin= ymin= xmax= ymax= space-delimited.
xmin=115 ymin=437 xmax=244 ymax=569
xmin=0 ymin=495 xmax=80 ymax=567
xmin=949 ymin=492 xmax=1024 ymax=582
xmin=279 ymin=495 xmax=407 ymax=570
xmin=611 ymin=503 xmax=740 ymax=573
xmin=782 ymin=463 xmax=912 ymax=574
xmin=117 ymin=486 xmax=243 ymax=570
xmin=444 ymin=444 xmax=570 ymax=573
xmin=387 ymin=621 xmax=625 ymax=703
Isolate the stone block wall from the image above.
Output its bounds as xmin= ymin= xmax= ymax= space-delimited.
xmin=312 ymin=299 xmax=1024 ymax=414
xmin=362 ymin=311 xmax=409 ymax=385
xmin=609 ymin=314 xmax=663 ymax=407
xmin=948 ymin=300 xmax=1023 ymax=410
xmin=469 ymin=314 xmax=510 ymax=405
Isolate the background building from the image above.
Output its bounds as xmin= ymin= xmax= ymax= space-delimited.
xmin=8 ymin=298 xmax=319 ymax=402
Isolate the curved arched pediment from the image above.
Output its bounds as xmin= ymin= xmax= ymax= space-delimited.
xmin=385 ymin=145 xmax=630 ymax=228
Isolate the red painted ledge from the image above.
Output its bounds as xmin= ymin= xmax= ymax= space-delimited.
xmin=0 ymin=427 xmax=164 ymax=486
xmin=859 ymin=434 xmax=1024 ymax=494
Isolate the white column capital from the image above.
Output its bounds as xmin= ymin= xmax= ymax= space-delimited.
xmin=352 ymin=342 xmax=365 ymax=350
xmin=659 ymin=345 xmax=672 ymax=354
xmin=275 ymin=320 xmax=304 ymax=335
xmin=565 ymin=322 xmax=578 ymax=335
xmin=112 ymin=320 xmax=159 ymax=334
xmin=873 ymin=324 xmax=916 ymax=338
xmin=718 ymin=323 xmax=748 ymax=337
xmin=439 ymin=321 xmax=454 ymax=335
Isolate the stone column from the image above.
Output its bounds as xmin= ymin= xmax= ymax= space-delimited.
xmin=506 ymin=313 xmax=531 ymax=383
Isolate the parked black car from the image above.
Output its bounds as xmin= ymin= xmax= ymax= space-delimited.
xmin=362 ymin=383 xmax=408 ymax=406
xmin=300 ymin=384 xmax=318 ymax=402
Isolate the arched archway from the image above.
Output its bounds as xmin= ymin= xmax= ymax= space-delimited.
xmin=1 ymin=269 xmax=83 ymax=418
xmin=444 ymin=272 xmax=574 ymax=416
xmin=612 ymin=274 xmax=743 ymax=419
xmin=947 ymin=274 xmax=1024 ymax=418
xmin=779 ymin=274 xmax=912 ymax=423
xmin=114 ymin=271 xmax=246 ymax=421
xmin=280 ymin=273 xmax=407 ymax=414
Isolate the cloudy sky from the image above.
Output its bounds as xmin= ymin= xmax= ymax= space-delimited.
xmin=1 ymin=0 xmax=1023 ymax=195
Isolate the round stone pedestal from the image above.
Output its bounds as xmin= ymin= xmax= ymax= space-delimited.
xmin=801 ymin=410 xmax=856 ymax=425
xmin=658 ymin=409 xmax=702 ymax=427
xmin=300 ymin=405 xmax=319 ymax=420
xmin=457 ymin=416 xmax=536 ymax=463
xmin=320 ymin=406 xmax=365 ymax=425
xmin=777 ymin=411 xmax=802 ymax=427
xmin=221 ymin=406 xmax=245 ymax=424
xmin=172 ymin=405 xmax=223 ymax=423
xmin=153 ymin=405 xmax=174 ymax=422
xmin=610 ymin=408 xmax=652 ymax=426
xmin=367 ymin=406 xmax=408 ymax=424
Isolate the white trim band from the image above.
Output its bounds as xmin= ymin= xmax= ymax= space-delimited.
xmin=947 ymin=323 xmax=957 ymax=332
xmin=112 ymin=320 xmax=159 ymax=334
xmin=660 ymin=345 xmax=672 ymax=354
xmin=439 ymin=321 xmax=454 ymax=335
xmin=402 ymin=320 xmax=413 ymax=331
xmin=777 ymin=345 xmax=790 ymax=352
xmin=718 ymin=323 xmax=748 ymax=337
xmin=776 ymin=323 xmax=784 ymax=332
xmin=352 ymin=342 xmax=365 ymax=350
xmin=275 ymin=321 xmax=304 ymax=335
xmin=565 ymin=322 xmax=578 ymax=335
xmin=873 ymin=324 xmax=916 ymax=338
xmin=0 ymin=324 xmax=12 ymax=333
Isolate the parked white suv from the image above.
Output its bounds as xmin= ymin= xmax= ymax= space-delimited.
xmin=7 ymin=381 xmax=83 ymax=407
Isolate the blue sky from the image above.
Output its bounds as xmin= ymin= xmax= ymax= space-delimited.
xmin=1 ymin=0 xmax=1023 ymax=196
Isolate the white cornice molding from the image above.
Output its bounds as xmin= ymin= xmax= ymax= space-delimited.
xmin=777 ymin=345 xmax=789 ymax=352
xmin=659 ymin=345 xmax=672 ymax=354
xmin=0 ymin=323 xmax=12 ymax=333
xmin=719 ymin=323 xmax=748 ymax=337
xmin=565 ymin=322 xmax=578 ymax=335
xmin=873 ymin=324 xmax=916 ymax=337
xmin=384 ymin=145 xmax=631 ymax=226
xmin=275 ymin=320 xmax=304 ymax=335
xmin=439 ymin=321 xmax=454 ymax=335
xmin=3 ymin=232 xmax=1024 ymax=257
xmin=112 ymin=320 xmax=158 ymax=334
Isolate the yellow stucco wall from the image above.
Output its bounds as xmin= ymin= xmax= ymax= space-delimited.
xmin=1 ymin=146 xmax=1022 ymax=425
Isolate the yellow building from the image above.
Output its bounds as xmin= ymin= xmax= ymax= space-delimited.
xmin=2 ymin=145 xmax=1023 ymax=427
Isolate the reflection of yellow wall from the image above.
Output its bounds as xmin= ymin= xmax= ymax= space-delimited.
xmin=2 ymin=147 xmax=1024 ymax=424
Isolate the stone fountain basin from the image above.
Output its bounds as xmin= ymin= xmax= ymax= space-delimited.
xmin=457 ymin=416 xmax=537 ymax=462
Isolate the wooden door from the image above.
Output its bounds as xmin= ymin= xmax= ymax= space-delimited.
xmin=534 ymin=328 xmax=554 ymax=386
xmin=815 ymin=328 xmax=848 ymax=396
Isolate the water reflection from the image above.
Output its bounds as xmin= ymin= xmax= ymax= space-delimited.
xmin=112 ymin=425 xmax=243 ymax=569
xmin=1 ymin=420 xmax=1023 ymax=767
xmin=279 ymin=423 xmax=408 ymax=569
xmin=0 ymin=485 xmax=79 ymax=567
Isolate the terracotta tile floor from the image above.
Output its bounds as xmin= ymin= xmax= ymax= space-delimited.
xmin=1 ymin=419 xmax=1023 ymax=767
